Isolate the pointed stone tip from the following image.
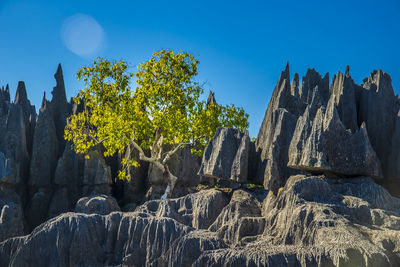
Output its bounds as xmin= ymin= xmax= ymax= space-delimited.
xmin=54 ymin=63 xmax=64 ymax=85
xmin=56 ymin=63 xmax=63 ymax=75
xmin=5 ymin=84 xmax=9 ymax=92
xmin=15 ymin=81 xmax=28 ymax=104
xmin=41 ymin=92 xmax=47 ymax=110
xmin=207 ymin=90 xmax=216 ymax=106
xmin=345 ymin=65 xmax=350 ymax=76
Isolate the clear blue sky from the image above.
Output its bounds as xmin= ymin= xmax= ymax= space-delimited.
xmin=1 ymin=0 xmax=400 ymax=137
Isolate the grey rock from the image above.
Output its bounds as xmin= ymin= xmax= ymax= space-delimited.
xmin=206 ymin=90 xmax=216 ymax=107
xmin=83 ymin=150 xmax=112 ymax=186
xmin=47 ymin=188 xmax=70 ymax=219
xmin=256 ymin=108 xmax=299 ymax=191
xmin=388 ymin=110 xmax=400 ymax=181
xmin=0 ymin=152 xmax=19 ymax=184
xmin=198 ymin=127 xmax=249 ymax=183
xmin=258 ymin=174 xmax=400 ymax=266
xmin=288 ymin=96 xmax=383 ymax=178
xmin=1 ymin=104 xmax=30 ymax=184
xmin=28 ymin=99 xmax=58 ymax=186
xmin=24 ymin=188 xmax=53 ymax=231
xmin=53 ymin=142 xmax=80 ymax=186
xmin=0 ymin=202 xmax=24 ymax=242
xmin=0 ymin=212 xmax=193 ymax=267
xmin=13 ymin=81 xmax=36 ymax=154
xmin=75 ymin=194 xmax=120 ymax=215
xmin=49 ymin=64 xmax=70 ymax=153
xmin=209 ymin=189 xmax=263 ymax=245
xmin=137 ymin=189 xmax=229 ymax=229
xmin=330 ymin=69 xmax=358 ymax=132
xmin=359 ymin=70 xmax=397 ymax=178
xmin=255 ymin=63 xmax=302 ymax=190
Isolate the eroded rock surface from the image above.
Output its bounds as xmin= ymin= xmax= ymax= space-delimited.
xmin=0 ymin=179 xmax=399 ymax=266
xmin=198 ymin=127 xmax=250 ymax=183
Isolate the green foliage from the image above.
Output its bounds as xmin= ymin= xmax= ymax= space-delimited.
xmin=65 ymin=50 xmax=249 ymax=181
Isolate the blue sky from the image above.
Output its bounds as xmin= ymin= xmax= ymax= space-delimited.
xmin=0 ymin=0 xmax=399 ymax=137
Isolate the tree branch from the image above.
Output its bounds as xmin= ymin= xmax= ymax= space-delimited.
xmin=130 ymin=139 xmax=164 ymax=171
xmin=162 ymin=142 xmax=191 ymax=165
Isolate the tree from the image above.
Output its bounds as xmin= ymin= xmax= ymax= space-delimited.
xmin=65 ymin=50 xmax=249 ymax=199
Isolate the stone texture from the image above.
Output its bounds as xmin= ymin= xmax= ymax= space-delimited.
xmin=75 ymin=195 xmax=120 ymax=215
xmin=0 ymin=202 xmax=24 ymax=242
xmin=198 ymin=127 xmax=249 ymax=183
xmin=288 ymin=96 xmax=383 ymax=178
xmin=330 ymin=69 xmax=359 ymax=132
xmin=255 ymin=63 xmax=303 ymax=190
xmin=209 ymin=189 xmax=263 ymax=246
xmin=137 ymin=189 xmax=229 ymax=229
xmin=49 ymin=64 xmax=70 ymax=154
xmin=28 ymin=99 xmax=58 ymax=186
xmin=1 ymin=104 xmax=30 ymax=185
xmin=359 ymin=70 xmax=397 ymax=179
xmin=13 ymin=81 xmax=36 ymax=155
xmin=1 ymin=176 xmax=400 ymax=266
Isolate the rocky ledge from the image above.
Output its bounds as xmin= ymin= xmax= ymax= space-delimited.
xmin=0 ymin=175 xmax=399 ymax=266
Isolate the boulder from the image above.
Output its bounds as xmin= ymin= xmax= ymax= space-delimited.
xmin=198 ymin=127 xmax=249 ymax=183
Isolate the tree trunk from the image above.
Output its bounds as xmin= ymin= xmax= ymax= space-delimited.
xmin=161 ymin=164 xmax=178 ymax=200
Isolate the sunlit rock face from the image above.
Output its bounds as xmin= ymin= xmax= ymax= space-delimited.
xmin=198 ymin=127 xmax=250 ymax=183
xmin=255 ymin=64 xmax=400 ymax=196
xmin=1 ymin=179 xmax=400 ymax=266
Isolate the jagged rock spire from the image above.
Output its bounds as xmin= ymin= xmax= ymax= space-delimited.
xmin=52 ymin=63 xmax=67 ymax=104
xmin=206 ymin=90 xmax=216 ymax=107
xmin=41 ymin=92 xmax=47 ymax=111
xmin=345 ymin=65 xmax=350 ymax=76
xmin=50 ymin=63 xmax=70 ymax=155
xmin=14 ymin=81 xmax=28 ymax=104
xmin=5 ymin=84 xmax=10 ymax=102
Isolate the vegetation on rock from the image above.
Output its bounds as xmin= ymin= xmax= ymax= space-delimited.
xmin=65 ymin=50 xmax=249 ymax=198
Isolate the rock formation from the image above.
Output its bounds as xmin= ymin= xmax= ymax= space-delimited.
xmin=255 ymin=63 xmax=400 ymax=196
xmin=198 ymin=127 xmax=250 ymax=183
xmin=0 ymin=63 xmax=399 ymax=266
xmin=1 ymin=178 xmax=400 ymax=266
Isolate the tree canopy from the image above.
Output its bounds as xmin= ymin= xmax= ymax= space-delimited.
xmin=65 ymin=50 xmax=249 ymax=198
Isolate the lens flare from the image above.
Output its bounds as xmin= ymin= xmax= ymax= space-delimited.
xmin=60 ymin=14 xmax=105 ymax=57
